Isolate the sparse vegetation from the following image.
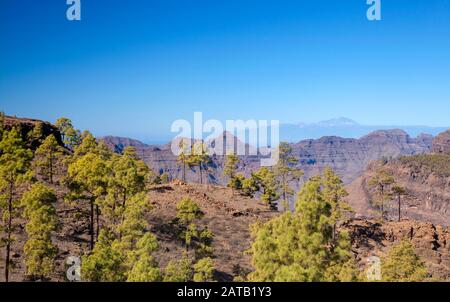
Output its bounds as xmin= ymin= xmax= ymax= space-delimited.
xmin=399 ymin=154 xmax=450 ymax=177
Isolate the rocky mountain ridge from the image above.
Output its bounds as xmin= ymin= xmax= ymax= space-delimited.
xmin=102 ymin=129 xmax=433 ymax=185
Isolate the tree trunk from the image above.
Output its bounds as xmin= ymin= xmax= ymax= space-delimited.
xmin=380 ymin=185 xmax=384 ymax=220
xmin=49 ymin=152 xmax=53 ymax=184
xmin=96 ymin=204 xmax=100 ymax=241
xmin=398 ymin=195 xmax=401 ymax=222
xmin=89 ymin=199 xmax=94 ymax=250
xmin=332 ymin=223 xmax=337 ymax=242
xmin=199 ymin=164 xmax=203 ymax=184
xmin=4 ymin=182 xmax=13 ymax=282
xmin=182 ymin=163 xmax=186 ymax=182
xmin=122 ymin=190 xmax=127 ymax=208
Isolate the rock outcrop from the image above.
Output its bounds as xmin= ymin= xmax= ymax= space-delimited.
xmin=432 ymin=130 xmax=450 ymax=154
xmin=290 ymin=129 xmax=432 ymax=184
xmin=347 ymin=129 xmax=450 ymax=226
xmin=345 ymin=219 xmax=450 ymax=280
xmin=100 ymin=136 xmax=149 ymax=154
xmin=2 ymin=115 xmax=63 ymax=149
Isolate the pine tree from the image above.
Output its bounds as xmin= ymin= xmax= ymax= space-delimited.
xmin=193 ymin=257 xmax=215 ymax=282
xmin=176 ymin=198 xmax=204 ymax=250
xmin=248 ymin=175 xmax=359 ymax=282
xmin=81 ymin=229 xmax=127 ymax=282
xmin=163 ymin=254 xmax=194 ymax=282
xmin=176 ymin=140 xmax=191 ymax=183
xmin=223 ymin=153 xmax=240 ymax=195
xmin=391 ymin=185 xmax=407 ymax=222
xmin=191 ymin=142 xmax=211 ymax=185
xmin=103 ymin=147 xmax=150 ymax=226
xmin=34 ymin=134 xmax=64 ymax=184
xmin=27 ymin=122 xmax=45 ymax=146
xmin=21 ymin=183 xmax=58 ymax=280
xmin=55 ymin=117 xmax=81 ymax=150
xmin=114 ymin=192 xmax=152 ymax=252
xmin=127 ymin=233 xmax=162 ymax=282
xmin=67 ymin=134 xmax=112 ymax=250
xmin=108 ymin=191 xmax=160 ymax=282
xmin=253 ymin=167 xmax=279 ymax=209
xmin=369 ymin=168 xmax=395 ymax=219
xmin=241 ymin=175 xmax=259 ymax=197
xmin=274 ymin=142 xmax=303 ymax=209
xmin=114 ymin=147 xmax=149 ymax=201
xmin=322 ymin=167 xmax=353 ymax=239
xmin=381 ymin=240 xmax=428 ymax=282
xmin=176 ymin=197 xmax=204 ymax=226
xmin=197 ymin=227 xmax=214 ymax=259
xmin=0 ymin=128 xmax=33 ymax=282
xmin=72 ymin=131 xmax=98 ymax=158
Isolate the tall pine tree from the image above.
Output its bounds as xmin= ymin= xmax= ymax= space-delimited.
xmin=223 ymin=153 xmax=240 ymax=196
xmin=274 ymin=142 xmax=303 ymax=209
xmin=81 ymin=229 xmax=126 ymax=282
xmin=126 ymin=233 xmax=162 ymax=282
xmin=55 ymin=117 xmax=81 ymax=150
xmin=0 ymin=128 xmax=33 ymax=282
xmin=369 ymin=168 xmax=395 ymax=219
xmin=248 ymin=172 xmax=359 ymax=282
xmin=21 ymin=183 xmax=58 ymax=280
xmin=67 ymin=133 xmax=112 ymax=250
xmin=34 ymin=134 xmax=64 ymax=184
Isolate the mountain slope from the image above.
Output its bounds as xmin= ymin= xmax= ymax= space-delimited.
xmin=346 ymin=131 xmax=450 ymax=226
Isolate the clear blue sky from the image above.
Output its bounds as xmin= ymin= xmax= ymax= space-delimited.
xmin=1 ymin=0 xmax=449 ymax=141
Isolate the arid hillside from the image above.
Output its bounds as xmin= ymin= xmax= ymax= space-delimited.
xmin=0 ymin=181 xmax=277 ymax=282
xmin=1 ymin=180 xmax=449 ymax=281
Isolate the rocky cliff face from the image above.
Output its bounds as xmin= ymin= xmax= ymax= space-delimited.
xmin=345 ymin=219 xmax=450 ymax=280
xmin=103 ymin=129 xmax=433 ymax=185
xmin=432 ymin=130 xmax=450 ymax=154
xmin=346 ymin=159 xmax=450 ymax=226
xmin=100 ymin=136 xmax=149 ymax=154
xmin=2 ymin=115 xmax=63 ymax=149
xmin=346 ymin=129 xmax=450 ymax=226
xmin=290 ymin=129 xmax=432 ymax=184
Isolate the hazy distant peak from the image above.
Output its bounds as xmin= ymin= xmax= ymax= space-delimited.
xmin=314 ymin=117 xmax=360 ymax=127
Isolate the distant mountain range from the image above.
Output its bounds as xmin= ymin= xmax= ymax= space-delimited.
xmin=135 ymin=117 xmax=448 ymax=145
xmin=279 ymin=118 xmax=448 ymax=143
xmin=101 ymin=128 xmax=437 ymax=186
